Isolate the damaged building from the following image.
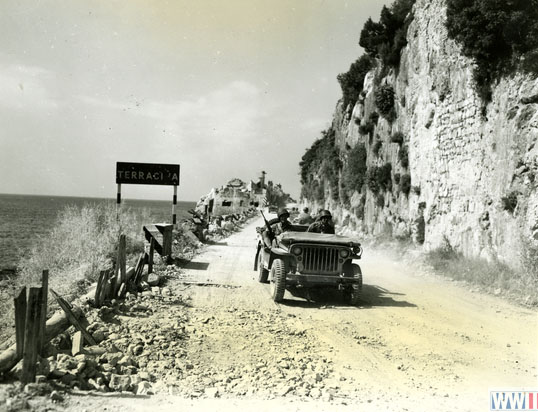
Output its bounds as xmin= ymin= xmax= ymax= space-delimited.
xmin=197 ymin=172 xmax=268 ymax=216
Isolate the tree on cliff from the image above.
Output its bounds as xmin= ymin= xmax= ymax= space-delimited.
xmin=359 ymin=0 xmax=416 ymax=67
xmin=337 ymin=55 xmax=373 ymax=112
xmin=446 ymin=0 xmax=538 ymax=101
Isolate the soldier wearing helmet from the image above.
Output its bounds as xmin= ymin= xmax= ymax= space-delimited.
xmin=273 ymin=208 xmax=293 ymax=236
xmin=307 ymin=209 xmax=335 ymax=234
xmin=261 ymin=207 xmax=293 ymax=247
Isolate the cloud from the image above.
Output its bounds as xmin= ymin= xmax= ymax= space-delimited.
xmin=0 ymin=63 xmax=59 ymax=110
xmin=78 ymin=80 xmax=268 ymax=147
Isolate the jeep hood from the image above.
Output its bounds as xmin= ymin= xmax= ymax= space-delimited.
xmin=279 ymin=231 xmax=361 ymax=247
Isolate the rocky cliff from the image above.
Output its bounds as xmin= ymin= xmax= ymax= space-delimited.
xmin=303 ymin=0 xmax=538 ymax=269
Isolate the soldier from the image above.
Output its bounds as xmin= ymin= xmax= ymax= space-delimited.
xmin=307 ymin=209 xmax=335 ymax=234
xmin=297 ymin=207 xmax=314 ymax=225
xmin=262 ymin=208 xmax=292 ymax=247
xmin=273 ymin=208 xmax=293 ymax=235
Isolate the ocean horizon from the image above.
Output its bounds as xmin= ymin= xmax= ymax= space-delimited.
xmin=0 ymin=193 xmax=197 ymax=270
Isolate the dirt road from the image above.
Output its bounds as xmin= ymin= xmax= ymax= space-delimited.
xmin=61 ymin=217 xmax=537 ymax=411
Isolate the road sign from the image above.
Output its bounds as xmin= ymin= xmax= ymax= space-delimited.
xmin=116 ymin=162 xmax=180 ymax=186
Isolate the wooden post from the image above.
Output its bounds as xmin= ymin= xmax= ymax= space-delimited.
xmin=118 ymin=234 xmax=126 ymax=286
xmin=0 ymin=307 xmax=83 ymax=375
xmin=50 ymin=289 xmax=97 ymax=346
xmin=94 ymin=270 xmax=106 ymax=307
xmin=148 ymin=238 xmax=155 ymax=274
xmin=71 ymin=331 xmax=83 ymax=356
xmin=14 ymin=287 xmax=27 ymax=360
xmin=133 ymin=254 xmax=143 ymax=285
xmin=113 ymin=235 xmax=126 ymax=297
xmin=172 ymin=185 xmax=177 ymax=224
xmin=116 ymin=183 xmax=121 ymax=221
xmin=38 ymin=270 xmax=48 ymax=356
xmin=100 ymin=270 xmax=113 ymax=303
xmin=21 ymin=287 xmax=43 ymax=384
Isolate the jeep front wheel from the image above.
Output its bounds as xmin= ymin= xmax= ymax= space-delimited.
xmin=270 ymin=258 xmax=286 ymax=302
xmin=346 ymin=264 xmax=363 ymax=306
xmin=258 ymin=251 xmax=269 ymax=283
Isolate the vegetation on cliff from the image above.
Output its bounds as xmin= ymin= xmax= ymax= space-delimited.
xmin=359 ymin=0 xmax=416 ymax=67
xmin=337 ymin=55 xmax=373 ymax=112
xmin=300 ymin=128 xmax=341 ymax=202
xmin=265 ymin=182 xmax=293 ymax=208
xmin=337 ymin=0 xmax=415 ymax=113
xmin=446 ymin=0 xmax=538 ymax=102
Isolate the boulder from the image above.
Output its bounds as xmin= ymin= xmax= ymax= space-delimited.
xmin=147 ymin=273 xmax=160 ymax=287
xmin=109 ymin=374 xmax=131 ymax=392
xmin=135 ymin=381 xmax=153 ymax=395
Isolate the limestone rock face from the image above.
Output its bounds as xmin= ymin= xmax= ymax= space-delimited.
xmin=318 ymin=0 xmax=538 ymax=268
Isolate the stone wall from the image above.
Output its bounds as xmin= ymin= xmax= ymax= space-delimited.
xmin=313 ymin=0 xmax=538 ymax=268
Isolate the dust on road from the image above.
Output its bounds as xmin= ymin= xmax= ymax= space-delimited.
xmin=13 ymin=218 xmax=538 ymax=412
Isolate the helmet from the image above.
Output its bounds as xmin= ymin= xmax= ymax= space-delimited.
xmin=277 ymin=208 xmax=290 ymax=219
xmin=319 ymin=209 xmax=332 ymax=219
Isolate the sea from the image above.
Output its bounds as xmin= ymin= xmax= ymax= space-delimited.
xmin=0 ymin=193 xmax=196 ymax=271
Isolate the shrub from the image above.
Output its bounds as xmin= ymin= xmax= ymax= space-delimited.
xmin=398 ymin=145 xmax=409 ymax=168
xmin=400 ymin=173 xmax=411 ymax=195
xmin=359 ymin=121 xmax=375 ymax=136
xmin=1 ymin=204 xmax=149 ymax=343
xmin=355 ymin=195 xmax=366 ymax=219
xmin=414 ymin=215 xmax=425 ymax=244
xmin=18 ymin=204 xmax=146 ymax=291
xmin=501 ymin=191 xmax=519 ymax=214
xmin=360 ymin=0 xmax=417 ymax=67
xmin=375 ymin=84 xmax=395 ymax=117
xmin=299 ymin=128 xmax=341 ymax=202
xmin=446 ymin=0 xmax=538 ymax=102
xmin=373 ymin=140 xmax=383 ymax=157
xmin=366 ymin=168 xmax=380 ymax=194
xmin=391 ymin=131 xmax=404 ymax=144
xmin=342 ymin=143 xmax=368 ymax=193
xmin=369 ymin=111 xmax=380 ymax=124
xmin=377 ymin=163 xmax=393 ymax=191
xmin=366 ymin=164 xmax=392 ymax=194
xmin=412 ymin=185 xmax=421 ymax=195
xmin=376 ymin=193 xmax=385 ymax=207
xmin=337 ymin=55 xmax=374 ymax=111
xmin=394 ymin=173 xmax=401 ymax=184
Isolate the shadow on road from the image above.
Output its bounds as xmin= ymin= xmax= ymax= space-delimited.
xmin=206 ymin=241 xmax=228 ymax=246
xmin=182 ymin=261 xmax=210 ymax=271
xmin=279 ymin=284 xmax=416 ymax=309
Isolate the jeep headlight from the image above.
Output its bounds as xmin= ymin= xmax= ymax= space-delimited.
xmin=339 ymin=249 xmax=350 ymax=258
xmin=291 ymin=246 xmax=302 ymax=256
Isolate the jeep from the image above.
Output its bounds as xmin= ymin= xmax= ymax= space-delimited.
xmin=254 ymin=226 xmax=363 ymax=305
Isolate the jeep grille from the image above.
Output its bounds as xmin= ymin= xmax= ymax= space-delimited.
xmin=300 ymin=246 xmax=340 ymax=275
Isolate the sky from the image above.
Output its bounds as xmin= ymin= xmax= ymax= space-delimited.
xmin=0 ymin=0 xmax=390 ymax=201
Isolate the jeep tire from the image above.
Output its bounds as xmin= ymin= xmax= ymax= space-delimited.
xmin=270 ymin=258 xmax=286 ymax=302
xmin=344 ymin=264 xmax=363 ymax=306
xmin=258 ymin=251 xmax=269 ymax=283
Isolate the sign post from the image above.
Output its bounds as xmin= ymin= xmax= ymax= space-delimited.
xmin=173 ymin=185 xmax=178 ymax=224
xmin=115 ymin=162 xmax=180 ymax=224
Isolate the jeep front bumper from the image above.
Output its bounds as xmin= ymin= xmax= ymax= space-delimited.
xmin=286 ymin=273 xmax=359 ymax=287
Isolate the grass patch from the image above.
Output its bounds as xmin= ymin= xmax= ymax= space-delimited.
xmin=425 ymin=239 xmax=538 ymax=305
xmin=0 ymin=203 xmax=149 ymax=344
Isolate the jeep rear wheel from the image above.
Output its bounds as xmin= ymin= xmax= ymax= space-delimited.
xmin=270 ymin=259 xmax=286 ymax=302
xmin=258 ymin=251 xmax=269 ymax=283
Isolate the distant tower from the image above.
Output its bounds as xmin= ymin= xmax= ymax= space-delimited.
xmin=260 ymin=171 xmax=266 ymax=189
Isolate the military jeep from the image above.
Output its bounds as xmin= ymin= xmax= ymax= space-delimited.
xmin=254 ymin=227 xmax=363 ymax=305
